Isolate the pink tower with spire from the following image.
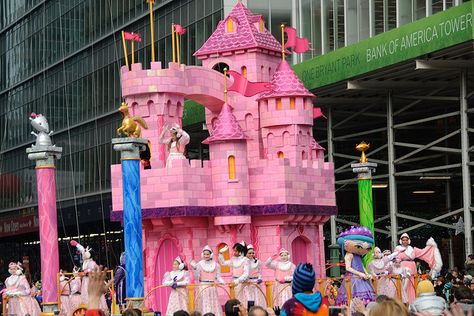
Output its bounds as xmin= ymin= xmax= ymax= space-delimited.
xmin=111 ymin=1 xmax=336 ymax=311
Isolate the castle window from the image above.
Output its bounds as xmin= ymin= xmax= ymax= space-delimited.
xmin=276 ymin=98 xmax=282 ymax=110
xmin=227 ymin=19 xmax=234 ymax=33
xmin=241 ymin=66 xmax=247 ymax=78
xmin=277 ymin=151 xmax=284 ymax=158
xmin=228 ymin=155 xmax=236 ymax=179
xmin=290 ymin=98 xmax=295 ymax=109
xmin=259 ymin=18 xmax=265 ymax=32
xmin=302 ymin=151 xmax=307 ymax=160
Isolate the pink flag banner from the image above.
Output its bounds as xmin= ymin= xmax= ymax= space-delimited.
xmin=174 ymin=24 xmax=187 ymax=35
xmin=313 ymin=107 xmax=327 ymax=120
xmin=227 ymin=70 xmax=271 ymax=97
xmin=284 ymin=26 xmax=310 ymax=53
xmin=124 ymin=32 xmax=142 ymax=42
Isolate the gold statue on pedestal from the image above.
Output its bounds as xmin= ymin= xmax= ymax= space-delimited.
xmin=356 ymin=141 xmax=370 ymax=163
xmin=117 ymin=102 xmax=148 ymax=138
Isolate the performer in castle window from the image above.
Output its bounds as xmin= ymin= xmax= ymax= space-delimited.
xmin=335 ymin=226 xmax=376 ymax=306
xmin=159 ymin=123 xmax=190 ymax=168
xmin=59 ymin=270 xmax=72 ymax=316
xmin=190 ymin=245 xmax=225 ymax=316
xmin=70 ymin=240 xmax=108 ymax=312
xmin=114 ymin=252 xmax=126 ymax=311
xmin=265 ymin=249 xmax=296 ymax=307
xmin=69 ymin=267 xmax=82 ymax=313
xmin=245 ymin=244 xmax=266 ymax=308
xmin=218 ymin=242 xmax=250 ymax=306
xmin=2 ymin=262 xmax=41 ymax=316
xmin=163 ymin=257 xmax=190 ymax=316
xmin=367 ymin=247 xmax=398 ymax=298
xmin=394 ymin=233 xmax=442 ymax=304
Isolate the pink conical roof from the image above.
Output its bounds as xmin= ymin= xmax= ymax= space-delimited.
xmin=258 ymin=60 xmax=315 ymax=100
xmin=194 ymin=2 xmax=282 ymax=57
xmin=202 ymin=103 xmax=248 ymax=144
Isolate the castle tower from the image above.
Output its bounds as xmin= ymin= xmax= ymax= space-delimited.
xmin=203 ymin=102 xmax=249 ymax=206
xmin=194 ymin=1 xmax=283 ymax=161
xmin=257 ymin=60 xmax=317 ymax=163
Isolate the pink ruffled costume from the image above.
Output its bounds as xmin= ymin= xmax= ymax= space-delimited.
xmin=162 ymin=270 xmax=190 ymax=316
xmin=246 ymin=259 xmax=266 ymax=308
xmin=59 ymin=278 xmax=71 ymax=316
xmin=265 ymin=258 xmax=295 ymax=307
xmin=368 ymin=251 xmax=398 ymax=298
xmin=219 ymin=255 xmax=250 ymax=306
xmin=191 ymin=260 xmax=225 ymax=316
xmin=394 ymin=236 xmax=442 ymax=304
xmin=68 ymin=276 xmax=82 ymax=314
xmin=80 ymin=259 xmax=108 ymax=311
xmin=4 ymin=274 xmax=41 ymax=316
xmin=159 ymin=125 xmax=190 ymax=168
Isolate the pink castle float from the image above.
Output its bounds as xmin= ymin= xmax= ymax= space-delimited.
xmin=111 ymin=2 xmax=336 ymax=310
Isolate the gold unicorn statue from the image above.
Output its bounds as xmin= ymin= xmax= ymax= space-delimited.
xmin=116 ymin=102 xmax=148 ymax=137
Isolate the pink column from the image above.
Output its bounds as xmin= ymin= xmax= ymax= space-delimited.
xmin=36 ymin=166 xmax=59 ymax=304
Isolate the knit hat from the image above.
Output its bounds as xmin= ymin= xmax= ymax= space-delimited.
xmin=416 ymin=280 xmax=435 ymax=296
xmin=292 ymin=263 xmax=316 ymax=294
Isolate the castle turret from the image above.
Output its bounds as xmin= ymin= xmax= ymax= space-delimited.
xmin=203 ymin=102 xmax=249 ymax=206
xmin=258 ymin=60 xmax=317 ymax=163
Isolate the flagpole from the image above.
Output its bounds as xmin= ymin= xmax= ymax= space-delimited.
xmin=121 ymin=31 xmax=129 ymax=69
xmin=176 ymin=31 xmax=181 ymax=64
xmin=281 ymin=24 xmax=285 ymax=61
xmin=131 ymin=38 xmax=135 ymax=64
xmin=224 ymin=68 xmax=228 ymax=104
xmin=147 ymin=0 xmax=156 ymax=62
xmin=172 ymin=23 xmax=176 ymax=63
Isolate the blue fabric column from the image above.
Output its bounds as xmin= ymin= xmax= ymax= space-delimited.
xmin=122 ymin=158 xmax=144 ymax=298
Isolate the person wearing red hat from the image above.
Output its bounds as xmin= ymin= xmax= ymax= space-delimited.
xmin=190 ymin=245 xmax=225 ymax=316
xmin=265 ymin=249 xmax=296 ymax=307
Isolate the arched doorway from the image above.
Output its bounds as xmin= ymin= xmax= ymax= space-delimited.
xmin=291 ymin=236 xmax=309 ymax=265
xmin=154 ymin=239 xmax=180 ymax=313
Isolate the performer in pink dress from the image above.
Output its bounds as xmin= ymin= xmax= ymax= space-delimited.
xmin=245 ymin=244 xmax=266 ymax=308
xmin=190 ymin=245 xmax=225 ymax=316
xmin=394 ymin=233 xmax=442 ymax=304
xmin=218 ymin=242 xmax=250 ymax=306
xmin=2 ymin=262 xmax=41 ymax=316
xmin=159 ymin=123 xmax=190 ymax=168
xmin=163 ymin=257 xmax=190 ymax=316
xmin=69 ymin=267 xmax=82 ymax=313
xmin=368 ymin=247 xmax=397 ymax=298
xmin=70 ymin=240 xmax=108 ymax=313
xmin=391 ymin=258 xmax=412 ymax=303
xmin=59 ymin=270 xmax=71 ymax=316
xmin=265 ymin=249 xmax=296 ymax=308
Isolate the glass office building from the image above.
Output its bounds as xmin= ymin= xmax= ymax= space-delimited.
xmin=0 ymin=0 xmax=471 ymax=272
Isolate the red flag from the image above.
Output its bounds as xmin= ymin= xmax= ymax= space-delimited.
xmin=123 ymin=32 xmax=142 ymax=42
xmin=174 ymin=24 xmax=187 ymax=35
xmin=313 ymin=107 xmax=327 ymax=120
xmin=227 ymin=70 xmax=271 ymax=97
xmin=284 ymin=26 xmax=309 ymax=53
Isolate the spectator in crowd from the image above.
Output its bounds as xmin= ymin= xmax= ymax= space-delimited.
xmin=454 ymin=286 xmax=474 ymax=313
xmin=369 ymin=298 xmax=409 ymax=316
xmin=465 ymin=255 xmax=474 ymax=276
xmin=248 ymin=306 xmax=268 ymax=316
xmin=409 ymin=279 xmax=446 ymax=315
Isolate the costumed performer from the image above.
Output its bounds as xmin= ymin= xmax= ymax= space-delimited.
xmin=368 ymin=247 xmax=398 ymax=298
xmin=394 ymin=233 xmax=442 ymax=304
xmin=265 ymin=248 xmax=296 ymax=307
xmin=159 ymin=123 xmax=190 ymax=168
xmin=335 ymin=226 xmax=376 ymax=306
xmin=245 ymin=244 xmax=266 ymax=308
xmin=69 ymin=267 xmax=82 ymax=313
xmin=391 ymin=258 xmax=412 ymax=303
xmin=70 ymin=240 xmax=108 ymax=312
xmin=114 ymin=252 xmax=126 ymax=311
xmin=190 ymin=245 xmax=225 ymax=316
xmin=162 ymin=256 xmax=190 ymax=316
xmin=2 ymin=262 xmax=41 ymax=316
xmin=218 ymin=242 xmax=250 ymax=306
xmin=59 ymin=270 xmax=71 ymax=316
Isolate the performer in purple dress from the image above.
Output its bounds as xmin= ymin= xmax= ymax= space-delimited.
xmin=114 ymin=252 xmax=126 ymax=311
xmin=335 ymin=226 xmax=376 ymax=306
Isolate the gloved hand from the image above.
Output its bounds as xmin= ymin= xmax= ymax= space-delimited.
xmin=257 ymin=279 xmax=263 ymax=284
xmin=173 ymin=276 xmax=178 ymax=282
xmin=233 ymin=279 xmax=239 ymax=285
xmin=171 ymin=282 xmax=178 ymax=290
xmin=284 ymin=276 xmax=292 ymax=282
xmin=273 ymin=306 xmax=281 ymax=316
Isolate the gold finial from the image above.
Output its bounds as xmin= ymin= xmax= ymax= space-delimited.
xmin=356 ymin=141 xmax=370 ymax=163
xmin=281 ymin=24 xmax=285 ymax=61
xmin=224 ymin=68 xmax=228 ymax=104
